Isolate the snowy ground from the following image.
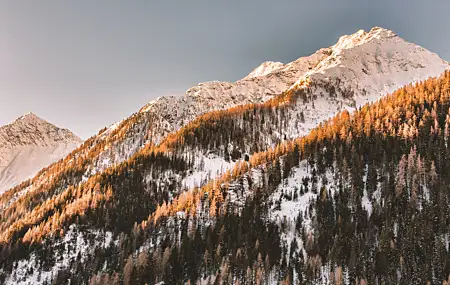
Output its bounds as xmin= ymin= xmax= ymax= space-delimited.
xmin=5 ymin=225 xmax=114 ymax=285
xmin=182 ymin=152 xmax=233 ymax=190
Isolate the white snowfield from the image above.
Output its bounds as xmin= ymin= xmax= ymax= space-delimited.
xmin=263 ymin=27 xmax=450 ymax=145
xmin=0 ymin=113 xmax=82 ymax=194
xmin=243 ymin=61 xmax=285 ymax=80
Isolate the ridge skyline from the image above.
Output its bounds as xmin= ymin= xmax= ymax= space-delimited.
xmin=3 ymin=26 xmax=448 ymax=142
xmin=2 ymin=0 xmax=450 ymax=139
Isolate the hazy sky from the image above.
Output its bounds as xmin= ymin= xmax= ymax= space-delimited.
xmin=1 ymin=1 xmax=449 ymax=139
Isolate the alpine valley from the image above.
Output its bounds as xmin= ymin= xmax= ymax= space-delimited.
xmin=1 ymin=27 xmax=450 ymax=285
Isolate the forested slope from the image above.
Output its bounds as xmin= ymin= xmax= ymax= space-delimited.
xmin=2 ymin=70 xmax=450 ymax=284
xmin=1 ymin=27 xmax=450 ymax=285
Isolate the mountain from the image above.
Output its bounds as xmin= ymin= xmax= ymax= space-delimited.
xmin=0 ymin=27 xmax=449 ymax=285
xmin=0 ymin=113 xmax=82 ymax=194
xmin=5 ymin=26 xmax=446 ymax=203
xmin=138 ymin=27 xmax=448 ymax=145
xmin=142 ymin=71 xmax=450 ymax=284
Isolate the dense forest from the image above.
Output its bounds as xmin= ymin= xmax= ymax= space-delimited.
xmin=0 ymin=72 xmax=351 ymax=247
xmin=123 ymin=71 xmax=450 ymax=284
xmin=1 ymin=71 xmax=450 ymax=284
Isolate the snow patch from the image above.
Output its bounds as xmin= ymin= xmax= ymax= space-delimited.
xmin=4 ymin=225 xmax=114 ymax=285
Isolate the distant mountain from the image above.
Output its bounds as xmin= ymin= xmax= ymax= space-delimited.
xmin=0 ymin=113 xmax=82 ymax=193
xmin=1 ymin=27 xmax=449 ymax=285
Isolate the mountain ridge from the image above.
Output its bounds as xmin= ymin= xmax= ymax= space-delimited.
xmin=1 ymin=26 xmax=448 ymax=213
xmin=1 ymin=27 xmax=450 ymax=284
xmin=138 ymin=27 xmax=448 ymax=145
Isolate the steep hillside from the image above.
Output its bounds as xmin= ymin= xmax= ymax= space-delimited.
xmin=0 ymin=113 xmax=82 ymax=194
xmin=0 ymin=28 xmax=449 ymax=284
xmin=0 ymin=39 xmax=329 ymax=208
xmin=4 ymin=70 xmax=450 ymax=285
xmin=2 ymin=27 xmax=447 ymax=209
xmin=88 ymin=71 xmax=450 ymax=284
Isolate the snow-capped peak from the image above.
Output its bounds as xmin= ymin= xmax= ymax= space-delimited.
xmin=19 ymin=111 xmax=36 ymax=119
xmin=6 ymin=112 xmax=41 ymax=126
xmin=4 ymin=27 xmax=449 ymax=205
xmin=1 ymin=113 xmax=80 ymax=147
xmin=244 ymin=61 xmax=285 ymax=79
xmin=0 ymin=113 xmax=82 ymax=193
xmin=290 ymin=27 xmax=449 ymax=103
xmin=98 ymin=27 xmax=450 ymax=171
xmin=332 ymin=27 xmax=397 ymax=52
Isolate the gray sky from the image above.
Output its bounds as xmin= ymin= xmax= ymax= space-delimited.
xmin=1 ymin=0 xmax=449 ymax=139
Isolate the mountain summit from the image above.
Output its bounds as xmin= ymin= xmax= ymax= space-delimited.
xmin=0 ymin=113 xmax=82 ymax=193
xmin=289 ymin=26 xmax=448 ymax=102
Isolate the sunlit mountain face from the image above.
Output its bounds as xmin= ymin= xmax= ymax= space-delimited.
xmin=1 ymin=27 xmax=450 ymax=285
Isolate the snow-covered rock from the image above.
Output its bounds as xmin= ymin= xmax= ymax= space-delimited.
xmin=244 ymin=61 xmax=285 ymax=79
xmin=0 ymin=113 xmax=82 ymax=193
xmin=136 ymin=47 xmax=329 ymax=145
xmin=138 ymin=27 xmax=449 ymax=148
xmin=291 ymin=27 xmax=449 ymax=106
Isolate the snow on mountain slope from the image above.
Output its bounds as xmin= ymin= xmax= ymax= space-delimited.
xmin=270 ymin=27 xmax=450 ymax=144
xmin=87 ymin=46 xmax=330 ymax=174
xmin=4 ymin=225 xmax=114 ymax=285
xmin=136 ymin=48 xmax=329 ymax=144
xmin=291 ymin=27 xmax=449 ymax=105
xmin=9 ymin=27 xmax=448 ymax=201
xmin=243 ymin=61 xmax=285 ymax=79
xmin=0 ymin=113 xmax=82 ymax=194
